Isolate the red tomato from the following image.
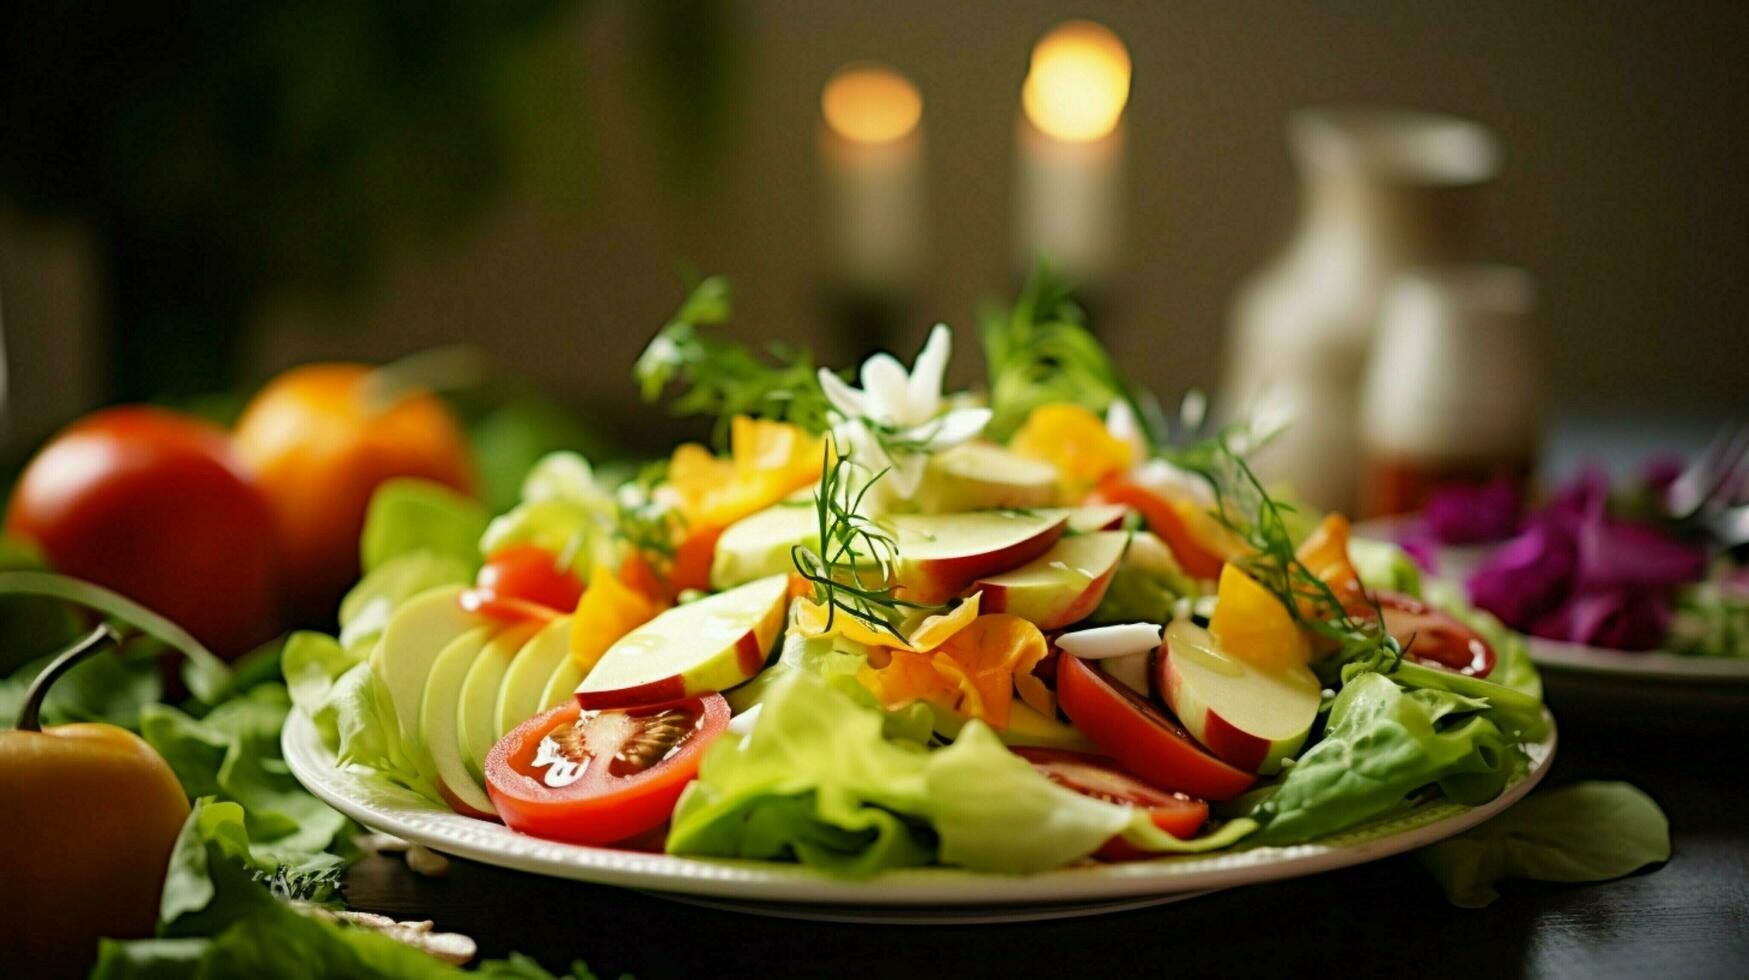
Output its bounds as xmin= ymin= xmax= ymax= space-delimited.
xmin=1011 ymin=747 xmax=1208 ymax=860
xmin=1088 ymin=477 xmax=1226 ymax=579
xmin=1347 ymin=591 xmax=1495 ymax=677
xmin=1056 ymin=654 xmax=1256 ymax=801
xmin=5 ymin=407 xmax=280 ymax=658
xmin=462 ymin=546 xmax=584 ymax=622
xmin=485 ymin=694 xmax=729 ymax=846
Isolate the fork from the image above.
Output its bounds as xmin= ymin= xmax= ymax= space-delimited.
xmin=1665 ymin=421 xmax=1749 ymax=520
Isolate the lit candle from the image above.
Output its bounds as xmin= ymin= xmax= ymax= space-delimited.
xmin=819 ymin=63 xmax=925 ymax=294
xmin=1015 ymin=20 xmax=1131 ymax=286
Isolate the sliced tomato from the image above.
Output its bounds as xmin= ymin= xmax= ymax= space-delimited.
xmin=485 ymin=693 xmax=729 ymax=846
xmin=1011 ymin=747 xmax=1208 ymax=860
xmin=1089 ymin=477 xmax=1226 ymax=579
xmin=462 ymin=545 xmax=585 ymax=622
xmin=1056 ymin=654 xmax=1255 ymax=801
xmin=1347 ymin=591 xmax=1495 ymax=678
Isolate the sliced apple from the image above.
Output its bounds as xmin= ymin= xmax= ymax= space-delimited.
xmin=710 ymin=502 xmax=820 ymax=589
xmin=972 ymin=531 xmax=1128 ymax=629
xmin=1158 ymin=620 xmax=1320 ymax=774
xmin=494 ymin=616 xmax=572 ymax=737
xmin=538 ymin=652 xmax=585 ymax=714
xmin=419 ymin=626 xmax=499 ymax=818
xmin=576 ymin=574 xmax=789 ymax=709
xmin=1034 ymin=503 xmax=1131 ymax=533
xmin=375 ymin=586 xmax=486 ymax=776
xmin=892 ymin=511 xmax=1067 ymax=603
xmin=456 ymin=619 xmax=543 ymax=782
xmin=910 ymin=441 xmax=1059 ymax=513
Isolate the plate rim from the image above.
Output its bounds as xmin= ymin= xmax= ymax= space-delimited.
xmin=284 ymin=708 xmax=1557 ymax=908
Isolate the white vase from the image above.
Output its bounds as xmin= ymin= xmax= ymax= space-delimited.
xmin=1359 ymin=265 xmax=1540 ymax=516
xmin=1223 ymin=106 xmax=1501 ymax=512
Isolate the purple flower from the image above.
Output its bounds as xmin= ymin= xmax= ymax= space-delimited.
xmin=1466 ymin=521 xmax=1578 ymax=628
xmin=1530 ymin=589 xmax=1673 ymax=651
xmin=1422 ymin=478 xmax=1522 ymax=545
xmin=1574 ymin=517 xmax=1706 ymax=592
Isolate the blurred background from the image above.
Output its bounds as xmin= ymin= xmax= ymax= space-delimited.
xmin=3 ymin=1 xmax=1745 ymax=506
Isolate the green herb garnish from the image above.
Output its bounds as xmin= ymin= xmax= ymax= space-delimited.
xmin=979 ymin=261 xmax=1164 ymax=444
xmin=789 ymin=440 xmax=942 ymax=641
xmin=635 ymin=276 xmax=833 ymax=447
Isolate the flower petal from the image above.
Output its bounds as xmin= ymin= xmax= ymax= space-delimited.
xmin=817 ymin=368 xmax=867 ymax=419
xmin=923 ymin=406 xmax=992 ymax=448
xmin=860 ymin=354 xmax=911 ymax=424
xmin=905 ymin=324 xmax=953 ymax=422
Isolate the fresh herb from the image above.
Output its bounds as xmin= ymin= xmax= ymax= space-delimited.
xmin=789 ymin=441 xmax=940 ymax=641
xmin=979 ymin=261 xmax=1164 ymax=444
xmin=635 ymin=276 xmax=832 ymax=447
xmin=612 ymin=460 xmax=683 ymax=566
xmin=1172 ymin=441 xmax=1402 ymax=676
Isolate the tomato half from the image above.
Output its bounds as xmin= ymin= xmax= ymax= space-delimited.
xmin=462 ymin=545 xmax=584 ymax=622
xmin=1056 ymin=654 xmax=1256 ymax=801
xmin=1011 ymin=747 xmax=1208 ymax=861
xmin=1088 ymin=477 xmax=1226 ymax=580
xmin=1347 ymin=591 xmax=1495 ymax=678
xmin=485 ymin=694 xmax=728 ymax=846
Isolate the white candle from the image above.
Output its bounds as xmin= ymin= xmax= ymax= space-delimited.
xmin=1014 ymin=21 xmax=1131 ymax=286
xmin=819 ymin=63 xmax=925 ymax=294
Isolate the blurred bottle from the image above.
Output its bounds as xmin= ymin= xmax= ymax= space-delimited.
xmin=1360 ymin=265 xmax=1540 ymax=517
xmin=1224 ymin=107 xmax=1501 ymax=512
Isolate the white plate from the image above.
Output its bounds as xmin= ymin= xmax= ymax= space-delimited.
xmin=1352 ymin=520 xmax=1749 ymax=684
xmin=283 ymin=709 xmax=1556 ymax=922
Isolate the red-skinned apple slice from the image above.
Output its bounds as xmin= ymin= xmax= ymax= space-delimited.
xmin=1035 ymin=503 xmax=1131 ymax=533
xmin=892 ymin=511 xmax=1067 ymax=603
xmin=912 ymin=442 xmax=1060 ymax=513
xmin=1056 ymin=652 xmax=1256 ymax=800
xmin=1157 ymin=620 xmax=1321 ymax=774
xmin=973 ymin=532 xmax=1128 ymax=629
xmin=575 ymin=575 xmax=787 ymax=709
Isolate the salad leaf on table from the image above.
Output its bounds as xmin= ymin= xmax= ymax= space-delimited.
xmin=1417 ymin=781 xmax=1671 ymax=907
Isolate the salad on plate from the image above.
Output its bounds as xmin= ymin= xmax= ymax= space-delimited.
xmin=287 ymin=274 xmax=1553 ymax=875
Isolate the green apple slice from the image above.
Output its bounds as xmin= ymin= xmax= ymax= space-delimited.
xmin=419 ymin=626 xmax=498 ymax=817
xmin=539 ymin=653 xmax=585 ymax=714
xmin=494 ymin=616 xmax=572 ymax=737
xmin=576 ymin=574 xmax=788 ymax=709
xmin=891 ymin=511 xmax=1067 ymax=603
xmin=973 ymin=531 xmax=1128 ymax=629
xmin=1159 ymin=620 xmax=1320 ymax=774
xmin=375 ymin=586 xmax=484 ymax=775
xmin=910 ymin=442 xmax=1059 ymax=513
xmin=456 ymin=619 xmax=543 ymax=783
xmin=710 ymin=502 xmax=820 ymax=589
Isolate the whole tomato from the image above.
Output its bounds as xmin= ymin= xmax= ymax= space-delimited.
xmin=233 ymin=363 xmax=474 ymax=620
xmin=5 ymin=406 xmax=281 ymax=657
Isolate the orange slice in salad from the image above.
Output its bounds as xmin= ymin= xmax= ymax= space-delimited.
xmin=1009 ymin=403 xmax=1133 ymax=500
xmin=1293 ymin=513 xmax=1364 ymax=615
xmin=1207 ymin=564 xmax=1310 ymax=671
xmin=569 ymin=564 xmax=669 ymax=675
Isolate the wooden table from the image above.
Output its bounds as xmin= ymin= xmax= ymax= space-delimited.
xmin=345 ymin=673 xmax=1749 ymax=979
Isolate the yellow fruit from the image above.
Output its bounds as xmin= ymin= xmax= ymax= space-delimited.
xmin=1208 ymin=564 xmax=1310 ymax=671
xmin=1009 ymin=403 xmax=1133 ymax=500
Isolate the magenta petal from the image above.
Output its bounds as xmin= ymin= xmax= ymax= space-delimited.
xmin=1548 ymin=466 xmax=1611 ymax=530
xmin=1422 ymin=478 xmax=1522 ymax=545
xmin=1535 ymin=589 xmax=1672 ymax=651
xmin=1575 ymin=518 xmax=1706 ymax=591
xmin=1465 ymin=523 xmax=1577 ymax=629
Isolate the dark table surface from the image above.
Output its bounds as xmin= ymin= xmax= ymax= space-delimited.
xmin=345 ymin=672 xmax=1749 ymax=980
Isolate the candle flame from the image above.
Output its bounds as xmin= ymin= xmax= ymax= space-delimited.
xmin=1022 ymin=20 xmax=1131 ymax=143
xmin=822 ymin=63 xmax=923 ymax=145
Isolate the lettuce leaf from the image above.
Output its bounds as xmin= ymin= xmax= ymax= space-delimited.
xmin=1351 ymin=538 xmax=1424 ymax=599
xmin=338 ymin=553 xmax=473 ymax=654
xmin=1089 ymin=532 xmax=1195 ymax=624
xmin=1248 ymin=672 xmax=1519 ymax=845
xmin=670 ymin=670 xmax=1255 ymax=874
xmin=359 ymin=479 xmax=488 ymax=576
xmin=1417 ymin=781 xmax=1670 ymax=907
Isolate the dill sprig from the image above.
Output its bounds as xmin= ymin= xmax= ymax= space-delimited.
xmin=979 ymin=260 xmax=1166 ymax=444
xmin=634 ymin=276 xmax=833 ymax=448
xmin=789 ymin=440 xmax=942 ymax=641
xmin=1174 ymin=439 xmax=1402 ymax=676
xmin=255 ymin=862 xmax=346 ymax=906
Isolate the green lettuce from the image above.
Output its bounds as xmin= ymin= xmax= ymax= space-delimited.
xmin=1248 ymin=672 xmax=1519 ymax=845
xmin=725 ymin=625 xmax=935 ymax=744
xmin=478 ymin=452 xmax=615 ymax=579
xmin=359 ymin=479 xmax=488 ymax=576
xmin=1351 ymin=537 xmax=1423 ymax=598
xmin=1089 ymin=532 xmax=1195 ymax=624
xmin=670 ymin=670 xmax=1255 ymax=874
xmin=1417 ymin=781 xmax=1670 ymax=907
xmin=338 ymin=553 xmax=473 ymax=654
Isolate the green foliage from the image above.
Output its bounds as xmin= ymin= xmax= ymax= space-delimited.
xmin=634 ymin=277 xmax=833 ymax=446
xmin=1418 ymin=781 xmax=1670 ymax=907
xmin=979 ymin=261 xmax=1161 ymax=443
xmin=359 ymin=480 xmax=489 ymax=576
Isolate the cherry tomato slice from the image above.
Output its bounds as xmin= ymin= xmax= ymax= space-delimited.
xmin=462 ymin=545 xmax=585 ymax=622
xmin=1011 ymin=747 xmax=1209 ymax=861
xmin=485 ymin=693 xmax=728 ymax=846
xmin=1056 ymin=654 xmax=1256 ymax=801
xmin=1347 ymin=591 xmax=1496 ymax=678
xmin=1088 ymin=477 xmax=1226 ymax=580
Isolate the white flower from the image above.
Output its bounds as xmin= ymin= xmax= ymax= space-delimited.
xmin=817 ymin=324 xmax=991 ymax=501
xmin=1105 ymin=399 xmax=1214 ymax=506
xmin=1104 ymin=400 xmax=1151 ymax=463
